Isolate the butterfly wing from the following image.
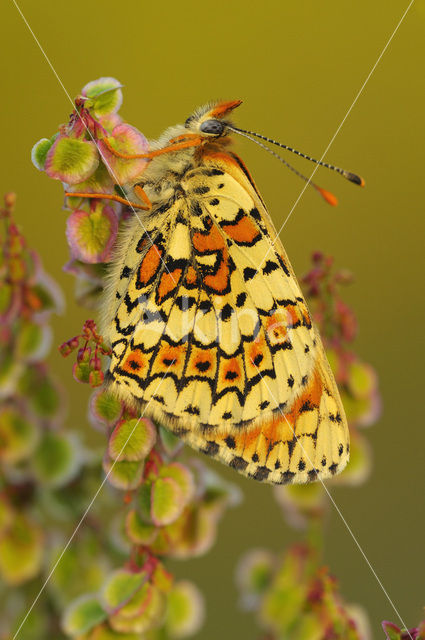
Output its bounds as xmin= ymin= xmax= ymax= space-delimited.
xmin=103 ymin=149 xmax=349 ymax=484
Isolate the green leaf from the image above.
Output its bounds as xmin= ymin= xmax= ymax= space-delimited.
xmin=45 ymin=136 xmax=99 ymax=184
xmin=18 ymin=367 xmax=60 ymax=417
xmin=82 ymin=77 xmax=123 ymax=116
xmin=108 ymin=418 xmax=156 ymax=462
xmin=65 ymin=204 xmax=118 ymax=264
xmin=125 ymin=509 xmax=158 ymax=545
xmin=165 ymin=581 xmax=205 ymax=638
xmin=151 ymin=477 xmax=184 ymax=527
xmin=159 ymin=426 xmax=182 ymax=455
xmin=159 ymin=463 xmax=195 ymax=505
xmin=348 ymin=360 xmax=376 ymax=398
xmin=137 ymin=482 xmax=153 ymax=522
xmin=16 ymin=322 xmax=48 ymax=360
xmin=0 ymin=407 xmax=39 ymax=464
xmin=30 ymin=282 xmax=59 ymax=312
xmin=33 ymin=431 xmax=80 ymax=488
xmin=103 ymin=456 xmax=144 ymax=491
xmin=236 ymin=549 xmax=275 ymax=597
xmin=31 ymin=137 xmax=53 ymax=170
xmin=32 ymin=375 xmax=61 ymax=417
xmin=73 ymin=361 xmax=92 ymax=384
xmin=109 ymin=583 xmax=166 ymax=634
xmin=90 ymin=389 xmax=122 ymax=425
xmin=62 ymin=595 xmax=107 ymax=635
xmin=102 ymin=569 xmax=147 ymax=612
xmin=0 ymin=515 xmax=43 ymax=585
xmin=382 ymin=621 xmax=402 ymax=640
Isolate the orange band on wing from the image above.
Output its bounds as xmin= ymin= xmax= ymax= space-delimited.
xmin=137 ymin=244 xmax=163 ymax=286
xmin=221 ymin=215 xmax=261 ymax=244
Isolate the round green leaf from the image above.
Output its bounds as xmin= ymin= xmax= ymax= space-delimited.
xmin=62 ymin=595 xmax=107 ymax=635
xmin=101 ymin=569 xmax=147 ymax=612
xmin=0 ymin=515 xmax=43 ymax=585
xmin=235 ymin=549 xmax=275 ymax=597
xmin=66 ymin=204 xmax=118 ymax=264
xmin=110 ymin=583 xmax=166 ymax=634
xmin=82 ymin=77 xmax=123 ymax=116
xmin=33 ymin=431 xmax=80 ymax=488
xmin=348 ymin=360 xmax=376 ymax=398
xmin=45 ymin=136 xmax=99 ymax=184
xmin=125 ymin=510 xmax=158 ymax=546
xmin=31 ymin=137 xmax=53 ymax=171
xmin=165 ymin=581 xmax=205 ymax=638
xmin=18 ymin=367 xmax=61 ymax=417
xmin=108 ymin=418 xmax=156 ymax=462
xmin=0 ymin=407 xmax=39 ymax=464
xmin=16 ymin=322 xmax=51 ymax=361
xmin=90 ymin=389 xmax=123 ymax=426
xmin=151 ymin=477 xmax=184 ymax=527
xmin=159 ymin=463 xmax=195 ymax=506
xmin=103 ymin=456 xmax=144 ymax=490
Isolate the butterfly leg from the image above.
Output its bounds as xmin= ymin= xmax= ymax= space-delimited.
xmin=101 ymin=134 xmax=203 ymax=160
xmin=64 ymin=135 xmax=204 ymax=208
xmin=63 ymin=191 xmax=151 ymax=210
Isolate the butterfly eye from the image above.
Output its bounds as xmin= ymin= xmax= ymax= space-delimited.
xmin=200 ymin=119 xmax=224 ymax=135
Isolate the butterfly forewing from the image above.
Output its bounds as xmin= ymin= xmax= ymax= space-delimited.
xmin=103 ymin=147 xmax=349 ymax=484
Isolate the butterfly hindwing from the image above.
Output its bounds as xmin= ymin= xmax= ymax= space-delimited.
xmin=103 ymin=149 xmax=349 ymax=484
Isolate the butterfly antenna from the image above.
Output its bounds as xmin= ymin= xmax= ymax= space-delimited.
xmin=230 ymin=125 xmax=365 ymax=188
xmin=229 ymin=126 xmax=339 ymax=206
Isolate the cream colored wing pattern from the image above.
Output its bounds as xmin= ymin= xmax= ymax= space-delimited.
xmin=104 ymin=154 xmax=349 ymax=484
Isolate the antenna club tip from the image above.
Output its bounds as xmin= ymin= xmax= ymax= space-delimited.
xmin=318 ymin=187 xmax=338 ymax=207
xmin=347 ymin=172 xmax=366 ymax=187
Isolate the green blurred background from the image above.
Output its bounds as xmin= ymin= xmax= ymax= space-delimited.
xmin=2 ymin=0 xmax=424 ymax=637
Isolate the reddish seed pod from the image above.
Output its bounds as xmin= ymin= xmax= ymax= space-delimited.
xmin=90 ymin=355 xmax=101 ymax=370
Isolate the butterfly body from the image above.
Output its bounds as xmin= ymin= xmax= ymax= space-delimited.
xmin=102 ymin=101 xmax=350 ymax=484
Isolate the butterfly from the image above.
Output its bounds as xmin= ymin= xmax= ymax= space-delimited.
xmin=68 ymin=100 xmax=364 ymax=484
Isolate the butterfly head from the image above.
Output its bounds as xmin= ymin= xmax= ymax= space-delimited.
xmin=184 ymin=99 xmax=242 ymax=138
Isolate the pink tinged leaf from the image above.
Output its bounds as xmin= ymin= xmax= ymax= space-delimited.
xmin=99 ymin=112 xmax=124 ymax=131
xmin=45 ymin=136 xmax=99 ymax=184
xmin=382 ymin=621 xmax=402 ymax=640
xmin=82 ymin=77 xmax=123 ymax=116
xmin=101 ymin=569 xmax=148 ymax=614
xmin=89 ymin=369 xmax=104 ymax=387
xmin=66 ymin=204 xmax=118 ymax=264
xmin=103 ymin=454 xmax=144 ymax=491
xmin=109 ymin=584 xmax=166 ymax=634
xmin=72 ymin=361 xmax=92 ymax=384
xmin=90 ymin=388 xmax=123 ymax=426
xmin=108 ymin=418 xmax=156 ymax=462
xmin=98 ymin=124 xmax=148 ymax=185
